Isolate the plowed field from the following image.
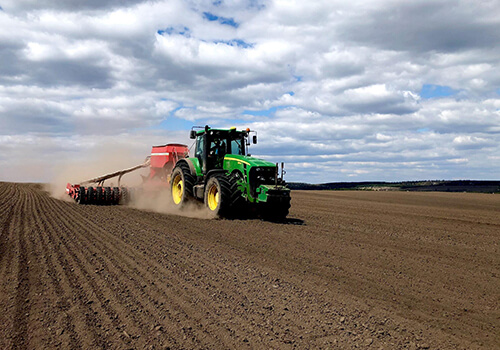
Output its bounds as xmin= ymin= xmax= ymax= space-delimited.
xmin=0 ymin=182 xmax=499 ymax=349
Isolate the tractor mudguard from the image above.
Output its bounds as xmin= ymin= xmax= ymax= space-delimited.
xmin=176 ymin=158 xmax=201 ymax=177
xmin=206 ymin=169 xmax=227 ymax=179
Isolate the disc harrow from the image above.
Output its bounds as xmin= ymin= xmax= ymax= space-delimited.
xmin=72 ymin=186 xmax=130 ymax=205
xmin=66 ymin=143 xmax=189 ymax=205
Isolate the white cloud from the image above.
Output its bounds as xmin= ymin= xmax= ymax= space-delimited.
xmin=1 ymin=0 xmax=500 ymax=183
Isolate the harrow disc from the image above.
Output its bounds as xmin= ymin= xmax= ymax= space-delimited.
xmin=96 ymin=186 xmax=104 ymax=203
xmin=87 ymin=187 xmax=95 ymax=204
xmin=120 ymin=187 xmax=129 ymax=205
xmin=113 ymin=187 xmax=120 ymax=205
xmin=69 ymin=184 xmax=131 ymax=205
xmin=104 ymin=187 xmax=112 ymax=204
xmin=76 ymin=186 xmax=87 ymax=204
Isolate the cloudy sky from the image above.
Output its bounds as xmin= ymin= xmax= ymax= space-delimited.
xmin=1 ymin=0 xmax=499 ymax=184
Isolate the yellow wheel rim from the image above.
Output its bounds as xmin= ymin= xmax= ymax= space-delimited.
xmin=207 ymin=183 xmax=219 ymax=211
xmin=172 ymin=174 xmax=183 ymax=205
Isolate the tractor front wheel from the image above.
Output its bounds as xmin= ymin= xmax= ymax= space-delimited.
xmin=204 ymin=174 xmax=234 ymax=218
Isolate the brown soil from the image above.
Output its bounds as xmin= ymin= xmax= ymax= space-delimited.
xmin=0 ymin=182 xmax=498 ymax=349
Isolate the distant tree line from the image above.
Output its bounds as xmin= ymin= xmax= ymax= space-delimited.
xmin=288 ymin=180 xmax=500 ymax=193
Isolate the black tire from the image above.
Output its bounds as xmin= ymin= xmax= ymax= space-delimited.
xmin=228 ymin=173 xmax=245 ymax=213
xmin=112 ymin=187 xmax=120 ymax=205
xmin=96 ymin=186 xmax=104 ymax=204
xmin=87 ymin=187 xmax=95 ymax=204
xmin=204 ymin=173 xmax=235 ymax=218
xmin=120 ymin=187 xmax=129 ymax=204
xmin=104 ymin=187 xmax=112 ymax=204
xmin=170 ymin=163 xmax=195 ymax=208
xmin=76 ymin=186 xmax=87 ymax=204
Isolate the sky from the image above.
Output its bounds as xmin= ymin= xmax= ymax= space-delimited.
xmin=1 ymin=0 xmax=499 ymax=184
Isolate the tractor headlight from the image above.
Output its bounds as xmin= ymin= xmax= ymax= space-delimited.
xmin=254 ymin=168 xmax=264 ymax=181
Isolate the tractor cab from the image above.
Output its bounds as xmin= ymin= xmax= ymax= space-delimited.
xmin=191 ymin=126 xmax=255 ymax=174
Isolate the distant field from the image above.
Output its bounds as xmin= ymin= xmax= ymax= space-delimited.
xmin=1 ymin=182 xmax=499 ymax=349
xmin=289 ymin=180 xmax=500 ymax=193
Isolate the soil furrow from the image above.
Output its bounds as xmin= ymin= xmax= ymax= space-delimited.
xmin=35 ymin=201 xmax=117 ymax=349
xmin=72 ymin=202 xmax=320 ymax=347
xmin=2 ymin=183 xmax=498 ymax=349
xmin=31 ymin=190 xmax=84 ymax=349
xmin=0 ymin=201 xmax=15 ymax=272
xmin=61 ymin=205 xmax=442 ymax=348
xmin=58 ymin=203 xmax=309 ymax=348
xmin=42 ymin=190 xmax=220 ymax=348
xmin=38 ymin=196 xmax=139 ymax=349
xmin=47 ymin=199 xmax=237 ymax=349
xmin=0 ymin=182 xmax=16 ymax=220
xmin=0 ymin=184 xmax=23 ymax=350
xmin=17 ymin=187 xmax=56 ymax=349
xmin=39 ymin=197 xmax=188 ymax=348
xmin=0 ymin=183 xmax=19 ymax=261
xmin=62 ymin=206 xmax=397 ymax=348
xmin=11 ymin=185 xmax=31 ymax=350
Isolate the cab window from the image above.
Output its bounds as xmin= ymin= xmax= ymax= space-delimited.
xmin=195 ymin=135 xmax=204 ymax=160
xmin=230 ymin=138 xmax=244 ymax=155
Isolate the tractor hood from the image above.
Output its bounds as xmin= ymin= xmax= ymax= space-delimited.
xmin=223 ymin=154 xmax=276 ymax=168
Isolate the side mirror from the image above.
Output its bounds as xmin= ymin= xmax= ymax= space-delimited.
xmin=253 ymin=135 xmax=257 ymax=144
xmin=190 ymin=130 xmax=196 ymax=139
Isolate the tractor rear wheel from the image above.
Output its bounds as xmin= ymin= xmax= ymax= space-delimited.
xmin=204 ymin=174 xmax=234 ymax=218
xmin=171 ymin=163 xmax=194 ymax=207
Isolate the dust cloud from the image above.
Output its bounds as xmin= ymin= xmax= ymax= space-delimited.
xmin=128 ymin=187 xmax=215 ymax=220
xmin=45 ymin=144 xmax=149 ymax=201
xmin=46 ymin=141 xmax=214 ymax=220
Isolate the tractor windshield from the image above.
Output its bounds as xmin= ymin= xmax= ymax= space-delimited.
xmin=208 ymin=132 xmax=245 ymax=157
xmin=209 ymin=134 xmax=244 ymax=156
xmin=196 ymin=129 xmax=247 ymax=171
xmin=230 ymin=138 xmax=244 ymax=155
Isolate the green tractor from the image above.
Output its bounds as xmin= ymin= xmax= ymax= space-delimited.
xmin=170 ymin=125 xmax=291 ymax=220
